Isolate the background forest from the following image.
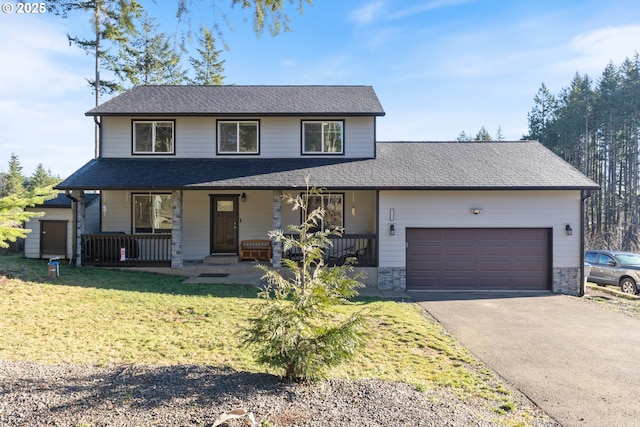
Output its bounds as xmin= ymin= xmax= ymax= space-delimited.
xmin=525 ymin=53 xmax=640 ymax=251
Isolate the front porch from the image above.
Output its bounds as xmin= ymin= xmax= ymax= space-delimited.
xmin=75 ymin=188 xmax=379 ymax=270
xmin=79 ymin=233 xmax=378 ymax=269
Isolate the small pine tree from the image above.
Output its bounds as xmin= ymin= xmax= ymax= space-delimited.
xmin=474 ymin=126 xmax=492 ymax=141
xmin=456 ymin=131 xmax=471 ymax=141
xmin=0 ymin=187 xmax=56 ymax=249
xmin=244 ymin=178 xmax=368 ymax=382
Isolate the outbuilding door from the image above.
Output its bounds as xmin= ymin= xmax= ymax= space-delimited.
xmin=406 ymin=228 xmax=551 ymax=291
xmin=40 ymin=220 xmax=67 ymax=259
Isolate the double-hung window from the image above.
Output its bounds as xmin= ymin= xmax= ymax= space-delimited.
xmin=133 ymin=194 xmax=172 ymax=234
xmin=304 ymin=194 xmax=344 ymax=231
xmin=302 ymin=120 xmax=344 ymax=154
xmin=133 ymin=120 xmax=175 ymax=154
xmin=217 ymin=120 xmax=259 ymax=154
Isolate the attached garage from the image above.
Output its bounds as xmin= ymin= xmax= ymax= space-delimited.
xmin=406 ymin=228 xmax=551 ymax=291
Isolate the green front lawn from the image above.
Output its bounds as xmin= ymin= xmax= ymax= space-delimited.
xmin=0 ymin=255 xmax=532 ymax=424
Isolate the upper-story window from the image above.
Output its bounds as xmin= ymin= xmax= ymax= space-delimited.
xmin=133 ymin=120 xmax=175 ymax=154
xmin=217 ymin=120 xmax=259 ymax=154
xmin=302 ymin=120 xmax=344 ymax=154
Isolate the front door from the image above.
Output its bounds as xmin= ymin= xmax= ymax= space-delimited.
xmin=210 ymin=195 xmax=239 ymax=254
xmin=40 ymin=220 xmax=67 ymax=258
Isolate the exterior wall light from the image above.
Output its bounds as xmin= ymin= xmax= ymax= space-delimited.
xmin=565 ymin=224 xmax=573 ymax=235
xmin=470 ymin=208 xmax=483 ymax=215
xmin=389 ymin=224 xmax=395 ymax=235
xmin=241 ymin=192 xmax=246 ymax=203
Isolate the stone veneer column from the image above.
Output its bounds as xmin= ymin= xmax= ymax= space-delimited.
xmin=272 ymin=190 xmax=283 ymax=267
xmin=72 ymin=190 xmax=85 ymax=267
xmin=171 ymin=190 xmax=183 ymax=268
xmin=377 ymin=267 xmax=406 ymax=290
xmin=552 ymin=267 xmax=581 ymax=296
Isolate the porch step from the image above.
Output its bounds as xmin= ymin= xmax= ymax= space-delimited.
xmin=203 ymin=254 xmax=240 ymax=265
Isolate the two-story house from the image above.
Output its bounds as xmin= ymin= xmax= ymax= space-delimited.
xmin=56 ymin=85 xmax=598 ymax=295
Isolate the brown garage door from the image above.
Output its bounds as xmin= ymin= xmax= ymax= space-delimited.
xmin=406 ymin=228 xmax=551 ymax=291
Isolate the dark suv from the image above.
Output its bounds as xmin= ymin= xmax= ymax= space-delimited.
xmin=585 ymin=250 xmax=640 ymax=294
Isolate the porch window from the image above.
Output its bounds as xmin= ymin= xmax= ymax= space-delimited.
xmin=305 ymin=194 xmax=344 ymax=231
xmin=133 ymin=194 xmax=172 ymax=234
xmin=302 ymin=121 xmax=344 ymax=154
xmin=133 ymin=121 xmax=174 ymax=154
xmin=217 ymin=121 xmax=259 ymax=153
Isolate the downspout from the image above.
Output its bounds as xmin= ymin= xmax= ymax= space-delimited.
xmin=65 ymin=190 xmax=79 ymax=265
xmin=94 ymin=116 xmax=101 ymax=158
xmin=580 ymin=189 xmax=592 ymax=296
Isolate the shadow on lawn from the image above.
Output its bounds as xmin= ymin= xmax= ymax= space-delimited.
xmin=0 ymin=255 xmax=260 ymax=298
xmin=0 ymin=256 xmax=388 ymax=303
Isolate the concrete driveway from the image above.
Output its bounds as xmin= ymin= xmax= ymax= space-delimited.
xmin=410 ymin=292 xmax=640 ymax=427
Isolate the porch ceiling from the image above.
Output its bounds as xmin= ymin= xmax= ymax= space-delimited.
xmin=56 ymin=142 xmax=599 ymax=191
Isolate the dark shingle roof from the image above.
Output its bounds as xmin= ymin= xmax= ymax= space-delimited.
xmin=86 ymin=85 xmax=385 ymax=116
xmin=33 ymin=193 xmax=100 ymax=208
xmin=57 ymin=141 xmax=599 ymax=191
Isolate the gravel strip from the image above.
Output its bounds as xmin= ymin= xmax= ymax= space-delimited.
xmin=0 ymin=360 xmax=558 ymax=427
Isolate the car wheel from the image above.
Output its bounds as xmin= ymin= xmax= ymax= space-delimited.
xmin=620 ymin=278 xmax=638 ymax=295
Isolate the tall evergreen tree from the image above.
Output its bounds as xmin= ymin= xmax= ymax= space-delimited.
xmin=49 ymin=0 xmax=142 ymax=96
xmin=187 ymin=26 xmax=226 ymax=85
xmin=109 ymin=13 xmax=186 ymax=89
xmin=1 ymin=154 xmax=26 ymax=198
xmin=49 ymin=0 xmax=142 ymax=158
xmin=525 ymin=83 xmax=558 ymax=145
xmin=526 ymin=54 xmax=640 ymax=251
xmin=27 ymin=164 xmax=61 ymax=192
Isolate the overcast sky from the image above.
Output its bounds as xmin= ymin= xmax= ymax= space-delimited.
xmin=1 ymin=0 xmax=639 ymax=178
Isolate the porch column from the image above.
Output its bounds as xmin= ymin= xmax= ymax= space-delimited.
xmin=272 ymin=190 xmax=283 ymax=267
xmin=72 ymin=190 xmax=85 ymax=267
xmin=171 ymin=190 xmax=184 ymax=268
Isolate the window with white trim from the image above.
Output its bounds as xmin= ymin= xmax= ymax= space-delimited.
xmin=133 ymin=194 xmax=172 ymax=233
xmin=217 ymin=121 xmax=259 ymax=153
xmin=302 ymin=121 xmax=344 ymax=154
xmin=133 ymin=121 xmax=174 ymax=154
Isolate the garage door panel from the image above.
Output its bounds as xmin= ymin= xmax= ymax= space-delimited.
xmin=511 ymin=246 xmax=546 ymax=256
xmin=478 ymin=278 xmax=512 ymax=288
xmin=444 ymin=229 xmax=473 ymax=240
xmin=477 ymin=261 xmax=511 ymax=271
xmin=443 ymin=276 xmax=476 ymax=287
xmin=408 ymin=261 xmax=441 ymax=272
xmin=444 ymin=261 xmax=476 ymax=271
xmin=408 ymin=246 xmax=440 ymax=256
xmin=443 ymin=246 xmax=475 ymax=255
xmin=480 ymin=246 xmax=511 ymax=256
xmin=407 ymin=229 xmax=441 ymax=241
xmin=407 ymin=228 xmax=550 ymax=291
